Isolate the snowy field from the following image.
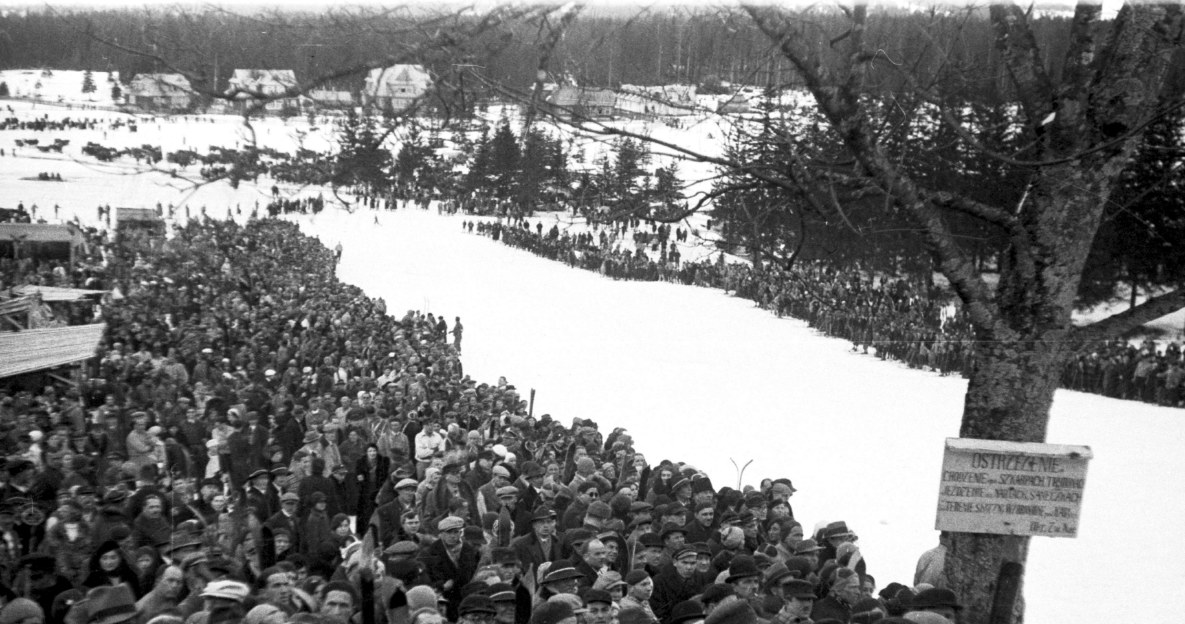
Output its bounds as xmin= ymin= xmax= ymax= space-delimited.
xmin=3 ymin=98 xmax=1185 ymax=623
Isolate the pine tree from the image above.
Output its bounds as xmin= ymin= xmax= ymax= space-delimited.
xmin=394 ymin=129 xmax=434 ymax=189
xmin=612 ymin=138 xmax=649 ymax=199
xmin=463 ymin=124 xmax=492 ymax=197
xmin=487 ymin=121 xmax=520 ymax=199
xmin=519 ymin=128 xmax=569 ymax=204
xmin=82 ymin=69 xmax=96 ymax=94
xmin=0 ymin=82 xmax=8 ymax=97
xmin=334 ymin=109 xmax=393 ymax=192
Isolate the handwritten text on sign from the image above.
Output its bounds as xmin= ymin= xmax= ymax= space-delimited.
xmin=935 ymin=438 xmax=1092 ymax=537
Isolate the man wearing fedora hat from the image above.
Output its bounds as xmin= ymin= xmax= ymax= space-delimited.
xmin=484 ymin=582 xmax=519 ymax=624
xmin=511 ymin=506 xmax=562 ymax=572
xmin=297 ymin=430 xmax=342 ymax=477
xmin=818 ymin=522 xmax=866 ymax=579
xmin=83 ymin=584 xmax=137 ymax=624
xmin=724 ymin=556 xmax=762 ymax=604
xmin=667 ymin=600 xmax=706 ymax=624
xmin=511 ymin=463 xmax=546 ymax=536
xmin=538 ymin=564 xmax=583 ymax=601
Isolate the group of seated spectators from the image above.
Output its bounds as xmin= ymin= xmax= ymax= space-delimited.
xmin=465 ymin=213 xmax=1185 ymax=408
xmin=0 ymin=210 xmax=965 ymax=624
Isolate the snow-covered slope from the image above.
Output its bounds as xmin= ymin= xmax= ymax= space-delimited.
xmin=1 ymin=69 xmax=121 ymax=106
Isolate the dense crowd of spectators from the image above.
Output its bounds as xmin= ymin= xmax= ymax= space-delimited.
xmin=466 ymin=215 xmax=1184 ymax=408
xmin=0 ymin=113 xmax=135 ymax=133
xmin=0 ymin=212 xmax=972 ymax=624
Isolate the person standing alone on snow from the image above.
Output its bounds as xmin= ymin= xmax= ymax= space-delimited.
xmin=451 ymin=317 xmax=464 ymax=353
xmin=334 ymin=242 xmax=343 ymax=263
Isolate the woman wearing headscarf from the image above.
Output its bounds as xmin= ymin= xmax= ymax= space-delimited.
xmin=82 ymin=539 xmax=143 ymax=598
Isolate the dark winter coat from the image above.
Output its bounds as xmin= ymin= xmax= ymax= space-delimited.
xmin=510 ymin=531 xmax=563 ymax=573
xmin=650 ymin=567 xmax=704 ymax=624
xmin=418 ymin=539 xmax=481 ymax=621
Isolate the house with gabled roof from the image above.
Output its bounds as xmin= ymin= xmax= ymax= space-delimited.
xmin=226 ymin=69 xmax=300 ymax=114
xmin=128 ymin=73 xmax=193 ymax=111
xmin=363 ymin=64 xmax=433 ymax=113
xmin=545 ymin=86 xmax=617 ymax=120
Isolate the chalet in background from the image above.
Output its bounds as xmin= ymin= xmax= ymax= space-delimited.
xmin=226 ymin=69 xmax=300 ymax=115
xmin=127 ymin=73 xmax=193 ymax=112
xmin=363 ymin=64 xmax=432 ymax=114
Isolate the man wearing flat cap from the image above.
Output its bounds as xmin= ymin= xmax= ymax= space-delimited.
xmin=477 ymin=465 xmax=513 ymax=517
xmin=420 ymin=516 xmax=480 ymax=621
xmin=773 ymin=579 xmax=816 ymax=624
xmin=371 ymin=477 xmax=418 ymax=548
xmin=265 ymin=492 xmax=303 ymax=555
xmin=651 ymin=547 xmax=705 ymax=624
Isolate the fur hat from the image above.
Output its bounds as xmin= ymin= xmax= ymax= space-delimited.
xmin=586 ymin=501 xmax=612 ymax=520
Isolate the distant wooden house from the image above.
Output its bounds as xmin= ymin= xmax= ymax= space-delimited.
xmin=546 ymin=87 xmax=617 ymax=120
xmin=308 ymin=89 xmax=355 ymax=110
xmin=363 ymin=65 xmax=432 ymax=113
xmin=227 ymin=69 xmax=300 ymax=114
xmin=128 ymin=73 xmax=193 ymax=111
xmin=717 ymin=93 xmax=751 ymax=114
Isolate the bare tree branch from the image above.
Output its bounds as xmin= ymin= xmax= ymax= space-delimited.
xmin=988 ymin=4 xmax=1053 ymax=132
xmin=1073 ymin=287 xmax=1185 ymax=343
xmin=743 ymin=3 xmax=1001 ymax=334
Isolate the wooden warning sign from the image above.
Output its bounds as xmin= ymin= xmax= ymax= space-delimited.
xmin=935 ymin=438 xmax=1091 ymax=537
